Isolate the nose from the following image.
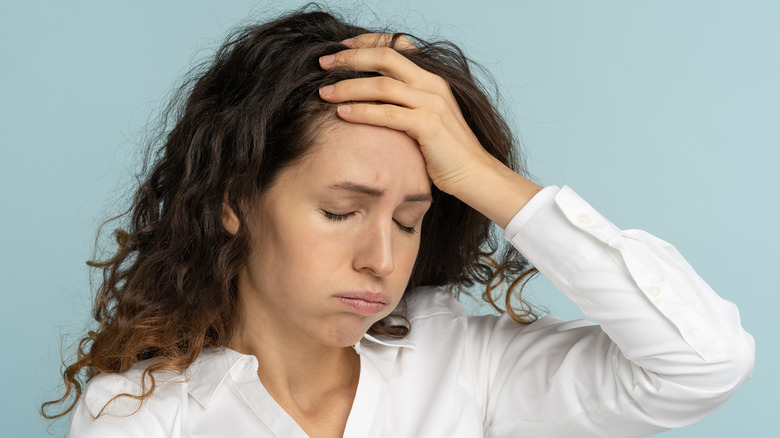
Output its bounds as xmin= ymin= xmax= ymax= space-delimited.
xmin=354 ymin=220 xmax=395 ymax=277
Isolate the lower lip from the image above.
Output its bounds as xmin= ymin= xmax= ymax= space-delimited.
xmin=335 ymin=297 xmax=388 ymax=315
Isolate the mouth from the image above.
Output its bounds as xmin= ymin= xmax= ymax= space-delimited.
xmin=334 ymin=291 xmax=390 ymax=315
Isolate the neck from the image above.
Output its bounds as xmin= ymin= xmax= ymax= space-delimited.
xmin=228 ymin=302 xmax=360 ymax=414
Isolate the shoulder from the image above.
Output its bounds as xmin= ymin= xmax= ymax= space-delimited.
xmin=398 ymin=287 xmax=475 ymax=349
xmin=404 ymin=286 xmax=468 ymax=321
xmin=67 ymin=360 xmax=186 ymax=436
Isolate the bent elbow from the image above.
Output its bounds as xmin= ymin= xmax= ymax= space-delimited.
xmin=631 ymin=332 xmax=755 ymax=430
xmin=714 ymin=330 xmax=755 ymax=394
xmin=679 ymin=330 xmax=756 ymax=404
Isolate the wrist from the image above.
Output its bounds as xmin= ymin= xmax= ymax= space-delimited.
xmin=447 ymin=155 xmax=542 ymax=229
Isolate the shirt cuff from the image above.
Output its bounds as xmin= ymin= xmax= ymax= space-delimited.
xmin=502 ymin=185 xmax=559 ymax=240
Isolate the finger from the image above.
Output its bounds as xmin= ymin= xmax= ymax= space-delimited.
xmin=342 ymin=33 xmax=416 ymax=51
xmin=320 ymin=47 xmax=432 ymax=87
xmin=319 ymin=76 xmax=425 ymax=108
xmin=336 ymin=103 xmax=421 ymax=135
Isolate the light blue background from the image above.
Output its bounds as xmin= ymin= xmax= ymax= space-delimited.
xmin=2 ymin=1 xmax=777 ymax=436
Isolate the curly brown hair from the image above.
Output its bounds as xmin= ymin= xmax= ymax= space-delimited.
xmin=42 ymin=4 xmax=537 ymax=420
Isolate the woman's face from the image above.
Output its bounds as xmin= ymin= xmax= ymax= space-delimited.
xmin=236 ymin=121 xmax=432 ymax=348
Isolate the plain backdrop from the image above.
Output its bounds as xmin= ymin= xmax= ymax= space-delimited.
xmin=2 ymin=0 xmax=777 ymax=436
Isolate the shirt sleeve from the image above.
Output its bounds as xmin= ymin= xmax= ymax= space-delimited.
xmin=467 ymin=185 xmax=755 ymax=438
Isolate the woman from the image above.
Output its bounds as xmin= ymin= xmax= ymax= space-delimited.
xmin=43 ymin=7 xmax=754 ymax=437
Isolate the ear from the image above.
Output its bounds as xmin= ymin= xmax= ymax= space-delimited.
xmin=222 ymin=198 xmax=240 ymax=236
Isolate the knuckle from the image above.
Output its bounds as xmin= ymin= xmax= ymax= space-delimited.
xmin=426 ymin=110 xmax=443 ymax=127
xmin=431 ymin=75 xmax=450 ymax=93
xmin=348 ymin=50 xmax=360 ymax=64
xmin=330 ymin=85 xmax=344 ymax=99
xmin=376 ymin=76 xmax=393 ymax=91
xmin=338 ymin=50 xmax=355 ymax=65
xmin=378 ymin=46 xmax=396 ymax=62
xmin=350 ymin=104 xmax=364 ymax=116
xmin=430 ymin=94 xmax=449 ymax=112
xmin=397 ymin=35 xmax=416 ymax=50
xmin=382 ymin=105 xmax=397 ymax=121
xmin=356 ymin=33 xmax=382 ymax=48
xmin=378 ymin=34 xmax=394 ymax=47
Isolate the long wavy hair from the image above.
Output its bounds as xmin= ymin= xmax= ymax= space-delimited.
xmin=42 ymin=5 xmax=537 ymax=420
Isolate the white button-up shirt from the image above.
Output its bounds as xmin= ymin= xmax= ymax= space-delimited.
xmin=67 ymin=186 xmax=755 ymax=437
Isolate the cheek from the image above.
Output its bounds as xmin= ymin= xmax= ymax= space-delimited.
xmin=396 ymin=238 xmax=422 ymax=279
xmin=280 ymin=220 xmax=358 ymax=287
xmin=250 ymin=210 xmax=320 ymax=281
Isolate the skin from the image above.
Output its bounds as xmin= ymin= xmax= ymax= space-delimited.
xmin=228 ymin=121 xmax=432 ymax=437
xmin=228 ymin=34 xmax=543 ymax=438
xmin=320 ymin=34 xmax=542 ymax=228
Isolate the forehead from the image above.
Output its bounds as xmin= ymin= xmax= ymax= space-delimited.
xmin=294 ymin=121 xmax=431 ymax=193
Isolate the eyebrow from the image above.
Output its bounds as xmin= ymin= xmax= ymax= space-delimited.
xmin=329 ymin=182 xmax=432 ymax=203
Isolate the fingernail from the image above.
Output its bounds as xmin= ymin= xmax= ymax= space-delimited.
xmin=319 ymin=54 xmax=335 ymax=67
xmin=341 ymin=38 xmax=355 ymax=47
xmin=337 ymin=105 xmax=352 ymax=114
xmin=319 ymin=85 xmax=334 ymax=96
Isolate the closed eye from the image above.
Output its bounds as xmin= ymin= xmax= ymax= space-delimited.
xmin=394 ymin=219 xmax=416 ymax=235
xmin=322 ymin=209 xmax=417 ymax=235
xmin=322 ymin=210 xmax=355 ymax=221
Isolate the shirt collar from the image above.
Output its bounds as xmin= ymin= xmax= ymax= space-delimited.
xmin=354 ymin=333 xmax=415 ymax=381
xmin=186 ymin=346 xmax=252 ymax=408
xmin=186 ymin=334 xmax=415 ymax=408
xmin=360 ymin=332 xmax=416 ymax=349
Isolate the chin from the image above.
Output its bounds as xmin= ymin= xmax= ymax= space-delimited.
xmin=322 ymin=319 xmax=376 ymax=347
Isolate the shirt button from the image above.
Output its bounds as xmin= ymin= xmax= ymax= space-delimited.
xmin=648 ymin=285 xmax=662 ymax=297
xmin=578 ymin=213 xmax=592 ymax=226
